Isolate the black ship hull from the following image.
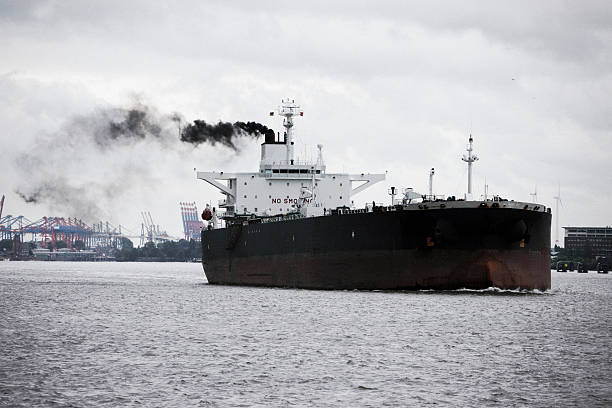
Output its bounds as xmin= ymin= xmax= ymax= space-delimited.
xmin=201 ymin=205 xmax=551 ymax=290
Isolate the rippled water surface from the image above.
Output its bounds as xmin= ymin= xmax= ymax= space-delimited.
xmin=1 ymin=262 xmax=610 ymax=407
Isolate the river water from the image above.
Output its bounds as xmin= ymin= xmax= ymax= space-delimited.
xmin=0 ymin=262 xmax=610 ymax=407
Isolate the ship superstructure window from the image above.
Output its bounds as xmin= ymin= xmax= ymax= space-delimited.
xmin=244 ymin=182 xmax=247 ymax=185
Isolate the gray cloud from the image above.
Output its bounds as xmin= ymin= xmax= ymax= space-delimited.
xmin=1 ymin=1 xmax=610 ymax=237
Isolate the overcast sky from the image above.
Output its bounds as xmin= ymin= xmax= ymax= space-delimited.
xmin=1 ymin=0 xmax=611 ymax=244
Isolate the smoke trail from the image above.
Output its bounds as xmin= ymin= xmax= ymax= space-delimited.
xmin=14 ymin=101 xmax=273 ymax=222
xmin=16 ymin=180 xmax=107 ymax=221
xmin=69 ymin=103 xmax=166 ymax=148
xmin=180 ymin=120 xmax=274 ymax=150
xmin=108 ymin=108 xmax=162 ymax=140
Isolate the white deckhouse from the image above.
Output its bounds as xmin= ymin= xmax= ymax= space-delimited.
xmin=197 ymin=99 xmax=385 ymax=218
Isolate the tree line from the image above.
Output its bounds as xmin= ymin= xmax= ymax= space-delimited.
xmin=115 ymin=238 xmax=201 ymax=262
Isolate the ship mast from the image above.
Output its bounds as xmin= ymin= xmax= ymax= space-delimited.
xmin=279 ymin=98 xmax=302 ymax=165
xmin=462 ymin=135 xmax=478 ymax=200
xmin=553 ymin=183 xmax=562 ymax=247
xmin=428 ymin=168 xmax=435 ymax=201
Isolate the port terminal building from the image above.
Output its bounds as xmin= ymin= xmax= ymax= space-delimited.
xmin=563 ymin=226 xmax=612 ymax=258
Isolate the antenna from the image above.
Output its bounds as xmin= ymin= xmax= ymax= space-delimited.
xmin=553 ymin=183 xmax=563 ymax=247
xmin=316 ymin=144 xmax=324 ymax=167
xmin=428 ymin=168 xmax=435 ymax=201
xmin=483 ymin=178 xmax=488 ymax=200
xmin=530 ymin=185 xmax=538 ymax=203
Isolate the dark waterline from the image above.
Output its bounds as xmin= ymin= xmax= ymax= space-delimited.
xmin=1 ymin=262 xmax=610 ymax=407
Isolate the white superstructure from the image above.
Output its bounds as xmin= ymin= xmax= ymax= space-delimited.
xmin=197 ymin=99 xmax=385 ymax=218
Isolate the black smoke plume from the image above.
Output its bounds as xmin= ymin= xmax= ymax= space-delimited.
xmin=14 ymin=100 xmax=275 ymax=221
xmin=17 ymin=191 xmax=39 ymax=203
xmin=180 ymin=120 xmax=275 ymax=150
xmin=108 ymin=108 xmax=162 ymax=140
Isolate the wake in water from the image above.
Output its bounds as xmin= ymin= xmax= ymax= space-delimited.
xmin=417 ymin=287 xmax=550 ymax=295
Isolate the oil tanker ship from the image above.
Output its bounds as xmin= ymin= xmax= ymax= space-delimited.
xmin=198 ymin=99 xmax=551 ymax=290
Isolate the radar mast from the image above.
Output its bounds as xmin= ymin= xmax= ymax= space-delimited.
xmin=462 ymin=135 xmax=479 ymax=200
xmin=278 ymin=98 xmax=302 ymax=165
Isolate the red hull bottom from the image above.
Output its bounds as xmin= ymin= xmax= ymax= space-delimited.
xmin=203 ymin=248 xmax=551 ymax=291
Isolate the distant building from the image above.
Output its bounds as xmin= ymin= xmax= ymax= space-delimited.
xmin=563 ymin=226 xmax=612 ymax=258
